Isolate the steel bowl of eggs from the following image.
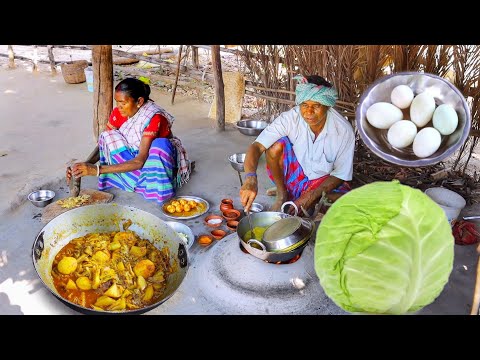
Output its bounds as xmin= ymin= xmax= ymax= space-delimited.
xmin=356 ymin=71 xmax=471 ymax=167
xmin=161 ymin=196 xmax=210 ymax=220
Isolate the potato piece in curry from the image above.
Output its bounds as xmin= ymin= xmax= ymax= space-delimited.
xmin=51 ymin=230 xmax=175 ymax=312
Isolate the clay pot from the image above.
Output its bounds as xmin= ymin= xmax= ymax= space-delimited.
xmin=204 ymin=215 xmax=223 ymax=228
xmin=226 ymin=220 xmax=239 ymax=231
xmin=198 ymin=234 xmax=213 ymax=247
xmin=211 ymin=229 xmax=227 ymax=240
xmin=220 ymin=198 xmax=234 ymax=212
xmin=222 ymin=208 xmax=241 ymax=221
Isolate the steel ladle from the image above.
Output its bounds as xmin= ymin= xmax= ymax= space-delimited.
xmin=244 ymin=208 xmax=256 ymax=240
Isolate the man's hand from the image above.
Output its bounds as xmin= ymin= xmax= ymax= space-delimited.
xmin=240 ymin=177 xmax=258 ymax=213
xmin=291 ymin=190 xmax=317 ymax=216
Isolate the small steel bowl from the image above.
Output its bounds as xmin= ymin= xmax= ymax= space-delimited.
xmin=248 ymin=202 xmax=264 ymax=214
xmin=28 ymin=190 xmax=56 ymax=207
xmin=165 ymin=221 xmax=195 ymax=249
xmin=228 ymin=153 xmax=246 ymax=172
xmin=356 ymin=71 xmax=471 ymax=167
xmin=235 ymin=120 xmax=268 ymax=136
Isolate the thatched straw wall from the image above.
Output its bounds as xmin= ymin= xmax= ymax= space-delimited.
xmin=239 ymin=45 xmax=480 ymax=175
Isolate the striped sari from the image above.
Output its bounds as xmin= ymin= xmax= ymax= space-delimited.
xmin=98 ymin=101 xmax=189 ymax=204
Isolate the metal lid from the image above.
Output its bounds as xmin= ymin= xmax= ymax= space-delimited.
xmin=263 ymin=217 xmax=302 ymax=243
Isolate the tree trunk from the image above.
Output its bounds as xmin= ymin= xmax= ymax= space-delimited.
xmin=47 ymin=45 xmax=56 ymax=74
xmin=192 ymin=46 xmax=199 ymax=69
xmin=92 ymin=45 xmax=113 ymax=141
xmin=7 ymin=45 xmax=15 ymax=68
xmin=211 ymin=45 xmax=225 ymax=131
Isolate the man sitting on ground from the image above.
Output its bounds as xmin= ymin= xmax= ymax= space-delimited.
xmin=239 ymin=74 xmax=355 ymax=215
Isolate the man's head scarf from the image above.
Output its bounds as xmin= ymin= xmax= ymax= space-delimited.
xmin=294 ymin=74 xmax=338 ymax=107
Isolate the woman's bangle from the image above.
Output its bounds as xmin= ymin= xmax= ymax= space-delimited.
xmin=245 ymin=172 xmax=257 ymax=178
xmin=96 ymin=163 xmax=100 ymax=177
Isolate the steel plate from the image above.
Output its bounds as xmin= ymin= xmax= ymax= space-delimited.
xmin=161 ymin=196 xmax=210 ymax=220
xmin=356 ymin=71 xmax=471 ymax=167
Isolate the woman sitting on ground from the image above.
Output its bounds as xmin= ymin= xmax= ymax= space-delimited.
xmin=66 ymin=77 xmax=191 ymax=204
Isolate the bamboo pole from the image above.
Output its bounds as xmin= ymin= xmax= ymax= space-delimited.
xmin=192 ymin=45 xmax=286 ymax=64
xmin=244 ymin=82 xmax=354 ymax=108
xmin=171 ymin=45 xmax=183 ymax=105
xmin=245 ymin=81 xmax=295 ymax=94
xmin=0 ymin=53 xmax=78 ymax=66
xmin=47 ymin=45 xmax=56 ymax=74
xmin=52 ymin=45 xmax=91 ymax=50
xmin=245 ymin=90 xmax=294 ymax=105
xmin=211 ymin=45 xmax=225 ymax=131
xmin=114 ymin=66 xmax=205 ymax=89
xmin=111 ymin=48 xmax=171 ymax=67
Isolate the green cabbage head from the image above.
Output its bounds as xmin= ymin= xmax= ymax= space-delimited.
xmin=314 ymin=180 xmax=454 ymax=314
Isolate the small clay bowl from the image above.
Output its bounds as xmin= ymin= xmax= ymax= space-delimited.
xmin=198 ymin=234 xmax=213 ymax=247
xmin=204 ymin=214 xmax=223 ymax=228
xmin=220 ymin=198 xmax=234 ymax=212
xmin=226 ymin=220 xmax=239 ymax=231
xmin=222 ymin=208 xmax=241 ymax=221
xmin=211 ymin=229 xmax=227 ymax=240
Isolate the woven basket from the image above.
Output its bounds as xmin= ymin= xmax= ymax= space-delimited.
xmin=60 ymin=60 xmax=89 ymax=84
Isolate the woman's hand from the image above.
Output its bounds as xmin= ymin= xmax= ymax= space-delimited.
xmin=240 ymin=177 xmax=258 ymax=213
xmin=71 ymin=162 xmax=96 ymax=178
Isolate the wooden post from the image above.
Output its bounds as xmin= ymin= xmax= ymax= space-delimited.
xmin=211 ymin=45 xmax=225 ymax=131
xmin=47 ymin=45 xmax=56 ymax=74
xmin=92 ymin=45 xmax=113 ymax=141
xmin=7 ymin=45 xmax=15 ymax=68
xmin=192 ymin=46 xmax=199 ymax=69
xmin=471 ymin=249 xmax=480 ymax=315
xmin=32 ymin=45 xmax=38 ymax=72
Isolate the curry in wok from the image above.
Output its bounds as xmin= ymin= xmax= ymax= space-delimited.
xmin=51 ymin=229 xmax=176 ymax=312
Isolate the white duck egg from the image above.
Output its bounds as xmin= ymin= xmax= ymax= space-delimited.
xmin=391 ymin=85 xmax=414 ymax=109
xmin=432 ymin=104 xmax=458 ymax=135
xmin=410 ymin=92 xmax=436 ymax=128
xmin=366 ymin=102 xmax=403 ymax=129
xmin=387 ymin=120 xmax=417 ymax=148
xmin=413 ymin=127 xmax=441 ymax=158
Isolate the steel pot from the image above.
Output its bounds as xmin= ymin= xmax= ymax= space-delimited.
xmin=32 ymin=204 xmax=188 ymax=315
xmin=237 ymin=201 xmax=315 ymax=255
